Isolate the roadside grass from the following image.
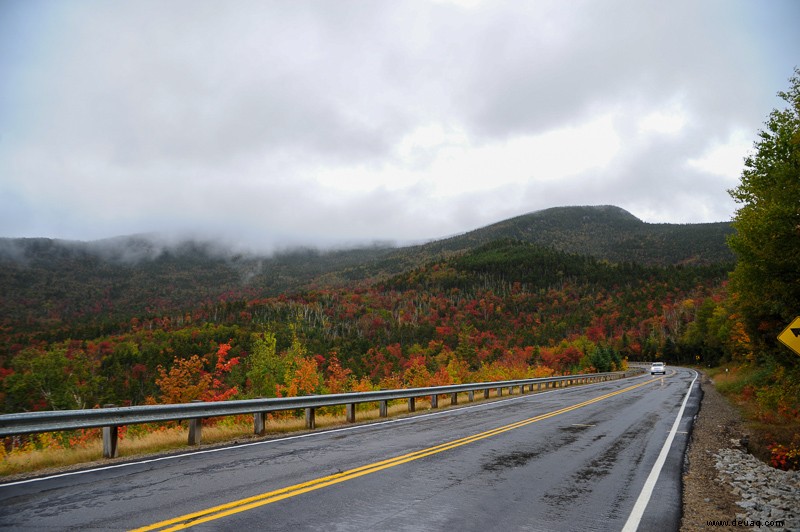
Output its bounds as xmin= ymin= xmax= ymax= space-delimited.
xmin=705 ymin=364 xmax=800 ymax=468
xmin=0 ymin=392 xmax=495 ymax=478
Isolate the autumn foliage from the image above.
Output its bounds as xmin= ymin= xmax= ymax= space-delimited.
xmin=0 ymin=239 xmax=734 ymax=419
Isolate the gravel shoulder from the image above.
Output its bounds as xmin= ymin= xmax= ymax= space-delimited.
xmin=682 ymin=372 xmax=745 ymax=530
xmin=681 ymin=371 xmax=800 ymax=531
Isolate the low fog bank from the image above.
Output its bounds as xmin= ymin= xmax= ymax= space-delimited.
xmin=0 ymin=231 xmax=405 ymax=266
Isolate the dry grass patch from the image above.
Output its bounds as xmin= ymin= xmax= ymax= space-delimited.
xmin=704 ymin=364 xmax=800 ymax=468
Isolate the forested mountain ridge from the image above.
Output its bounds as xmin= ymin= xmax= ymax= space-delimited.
xmin=424 ymin=205 xmax=734 ymax=265
xmin=0 ymin=205 xmax=733 ymax=341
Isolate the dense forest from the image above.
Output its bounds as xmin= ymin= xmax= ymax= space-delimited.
xmin=0 ymin=231 xmax=734 ymax=414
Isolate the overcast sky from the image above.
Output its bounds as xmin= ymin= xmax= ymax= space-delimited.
xmin=1 ymin=0 xmax=798 ymax=250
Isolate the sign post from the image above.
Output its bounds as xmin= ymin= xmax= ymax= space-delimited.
xmin=777 ymin=317 xmax=800 ymax=356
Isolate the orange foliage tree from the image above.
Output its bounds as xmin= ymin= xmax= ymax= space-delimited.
xmin=323 ymin=352 xmax=352 ymax=394
xmin=153 ymin=355 xmax=211 ymax=404
xmin=206 ymin=342 xmax=240 ymax=402
xmin=153 ymin=342 xmax=239 ymax=404
xmin=276 ymin=357 xmax=322 ymax=398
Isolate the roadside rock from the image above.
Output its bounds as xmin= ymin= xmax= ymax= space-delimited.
xmin=715 ymin=447 xmax=800 ymax=530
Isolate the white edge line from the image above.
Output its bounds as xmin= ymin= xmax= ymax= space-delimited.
xmin=2 ymin=377 xmax=631 ymax=488
xmin=621 ymin=369 xmax=698 ymax=532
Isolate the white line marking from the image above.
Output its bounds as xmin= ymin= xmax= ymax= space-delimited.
xmin=622 ymin=369 xmax=698 ymax=532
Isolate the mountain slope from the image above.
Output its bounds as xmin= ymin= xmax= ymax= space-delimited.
xmin=326 ymin=206 xmax=734 ymax=286
xmin=0 ymin=205 xmax=734 ymax=338
xmin=417 ymin=205 xmax=734 ymax=264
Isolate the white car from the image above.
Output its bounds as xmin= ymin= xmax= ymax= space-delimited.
xmin=650 ymin=362 xmax=666 ymax=375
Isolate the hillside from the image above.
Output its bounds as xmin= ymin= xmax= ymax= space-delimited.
xmin=0 ymin=236 xmax=731 ymax=413
xmin=279 ymin=206 xmax=734 ymax=285
xmin=418 ymin=205 xmax=734 ymax=264
xmin=0 ymin=205 xmax=734 ymax=342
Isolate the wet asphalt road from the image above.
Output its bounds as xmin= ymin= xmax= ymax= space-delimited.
xmin=0 ymin=368 xmax=699 ymax=531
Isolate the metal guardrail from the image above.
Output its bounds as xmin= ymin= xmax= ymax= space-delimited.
xmin=0 ymin=370 xmax=641 ymax=458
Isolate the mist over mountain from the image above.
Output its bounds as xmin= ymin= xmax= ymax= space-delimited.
xmin=0 ymin=205 xmax=734 ymax=339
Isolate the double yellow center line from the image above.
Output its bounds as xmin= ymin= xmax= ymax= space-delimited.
xmin=132 ymin=377 xmax=659 ymax=531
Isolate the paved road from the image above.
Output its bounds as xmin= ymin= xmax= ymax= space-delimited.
xmin=0 ymin=367 xmax=699 ymax=531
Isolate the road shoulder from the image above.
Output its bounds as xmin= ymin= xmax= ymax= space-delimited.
xmin=681 ymin=371 xmax=745 ymax=531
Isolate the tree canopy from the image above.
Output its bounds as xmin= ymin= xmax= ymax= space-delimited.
xmin=728 ymin=67 xmax=800 ymax=363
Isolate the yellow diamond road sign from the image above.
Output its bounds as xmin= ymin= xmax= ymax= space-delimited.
xmin=778 ymin=317 xmax=800 ymax=356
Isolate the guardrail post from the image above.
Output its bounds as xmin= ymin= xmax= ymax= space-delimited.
xmin=468 ymin=390 xmax=474 ymax=402
xmin=188 ymin=401 xmax=203 ymax=445
xmin=431 ymin=394 xmax=439 ymax=408
xmin=102 ymin=404 xmax=118 ymax=458
xmin=379 ymin=400 xmax=388 ymax=418
xmin=497 ymin=387 xmax=503 ymax=397
xmin=346 ymin=403 xmax=356 ymax=423
xmin=484 ymin=389 xmax=490 ymax=399
xmin=450 ymin=392 xmax=458 ymax=405
xmin=189 ymin=420 xmax=202 ymax=445
xmin=408 ymin=397 xmax=415 ymax=412
xmin=254 ymin=412 xmax=267 ymax=435
xmin=305 ymin=407 xmax=316 ymax=429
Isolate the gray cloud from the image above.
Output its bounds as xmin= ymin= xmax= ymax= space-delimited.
xmin=0 ymin=0 xmax=797 ymax=250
